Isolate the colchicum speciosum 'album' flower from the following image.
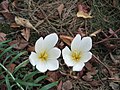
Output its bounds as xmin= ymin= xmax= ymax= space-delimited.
xmin=62 ymin=34 xmax=92 ymax=71
xmin=29 ymin=33 xmax=61 ymax=73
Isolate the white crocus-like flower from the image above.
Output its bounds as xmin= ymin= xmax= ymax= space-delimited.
xmin=29 ymin=33 xmax=61 ymax=73
xmin=62 ymin=34 xmax=92 ymax=71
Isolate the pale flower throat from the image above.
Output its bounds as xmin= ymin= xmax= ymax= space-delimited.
xmin=38 ymin=51 xmax=48 ymax=61
xmin=71 ymin=51 xmax=81 ymax=62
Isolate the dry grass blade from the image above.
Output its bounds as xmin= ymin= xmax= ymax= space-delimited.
xmin=94 ymin=29 xmax=120 ymax=45
xmin=90 ymin=29 xmax=102 ymax=37
xmin=92 ymin=54 xmax=113 ymax=77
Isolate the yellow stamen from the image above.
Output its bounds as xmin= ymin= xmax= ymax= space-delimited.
xmin=71 ymin=51 xmax=81 ymax=62
xmin=38 ymin=51 xmax=48 ymax=61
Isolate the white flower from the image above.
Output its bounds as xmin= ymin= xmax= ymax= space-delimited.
xmin=29 ymin=33 xmax=61 ymax=73
xmin=62 ymin=34 xmax=92 ymax=71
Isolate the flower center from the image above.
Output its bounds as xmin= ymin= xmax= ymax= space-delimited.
xmin=71 ymin=51 xmax=81 ymax=62
xmin=38 ymin=51 xmax=48 ymax=61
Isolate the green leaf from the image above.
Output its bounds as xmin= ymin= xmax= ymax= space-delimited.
xmin=23 ymin=71 xmax=38 ymax=81
xmin=15 ymin=79 xmax=41 ymax=86
xmin=34 ymin=75 xmax=47 ymax=83
xmin=8 ymin=51 xmax=26 ymax=66
xmin=40 ymin=81 xmax=58 ymax=90
xmin=5 ymin=75 xmax=12 ymax=90
xmin=13 ymin=60 xmax=29 ymax=74
xmin=0 ymin=44 xmax=7 ymax=48
xmin=0 ymin=40 xmax=11 ymax=45
xmin=0 ymin=46 xmax=13 ymax=58
xmin=3 ymin=53 xmax=16 ymax=65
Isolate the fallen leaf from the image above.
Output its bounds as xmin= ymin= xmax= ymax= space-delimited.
xmin=27 ymin=45 xmax=35 ymax=52
xmin=9 ymin=38 xmax=28 ymax=50
xmin=86 ymin=64 xmax=97 ymax=75
xmin=79 ymin=68 xmax=85 ymax=78
xmin=0 ymin=32 xmax=6 ymax=42
xmin=60 ymin=35 xmax=73 ymax=46
xmin=21 ymin=28 xmax=30 ymax=41
xmin=7 ymin=64 xmax=16 ymax=73
xmin=83 ymin=62 xmax=97 ymax=82
xmin=2 ymin=12 xmax=14 ymax=20
xmin=57 ymin=80 xmax=63 ymax=90
xmin=78 ymin=3 xmax=90 ymax=13
xmin=90 ymin=29 xmax=102 ymax=37
xmin=82 ymin=73 xmax=92 ymax=82
xmin=46 ymin=71 xmax=62 ymax=82
xmin=110 ymin=82 xmax=119 ymax=90
xmin=15 ymin=16 xmax=39 ymax=33
xmin=1 ymin=0 xmax=14 ymax=20
xmin=57 ymin=4 xmax=64 ymax=17
xmin=62 ymin=80 xmax=72 ymax=90
xmin=77 ymin=4 xmax=92 ymax=19
xmin=10 ymin=22 xmax=20 ymax=28
xmin=85 ymin=62 xmax=93 ymax=71
xmin=1 ymin=0 xmax=9 ymax=11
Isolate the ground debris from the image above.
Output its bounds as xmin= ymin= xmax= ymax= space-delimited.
xmin=110 ymin=82 xmax=120 ymax=90
xmin=62 ymin=80 xmax=72 ymax=90
xmin=0 ymin=32 xmax=6 ymax=42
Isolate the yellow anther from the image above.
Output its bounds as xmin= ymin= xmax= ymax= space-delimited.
xmin=39 ymin=51 xmax=48 ymax=61
xmin=71 ymin=51 xmax=81 ymax=62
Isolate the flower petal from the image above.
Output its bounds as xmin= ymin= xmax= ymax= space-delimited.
xmin=35 ymin=37 xmax=44 ymax=53
xmin=29 ymin=52 xmax=39 ymax=66
xmin=47 ymin=59 xmax=59 ymax=71
xmin=62 ymin=46 xmax=75 ymax=66
xmin=36 ymin=61 xmax=47 ymax=73
xmin=71 ymin=34 xmax=81 ymax=51
xmin=80 ymin=37 xmax=92 ymax=51
xmin=44 ymin=33 xmax=58 ymax=50
xmin=73 ymin=63 xmax=85 ymax=71
xmin=80 ymin=51 xmax=92 ymax=63
xmin=48 ymin=47 xmax=61 ymax=59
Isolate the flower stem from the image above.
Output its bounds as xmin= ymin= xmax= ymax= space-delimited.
xmin=0 ymin=63 xmax=24 ymax=90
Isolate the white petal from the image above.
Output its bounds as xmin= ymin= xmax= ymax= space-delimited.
xmin=73 ymin=63 xmax=85 ymax=71
xmin=71 ymin=34 xmax=81 ymax=51
xmin=48 ymin=47 xmax=61 ymax=59
xmin=80 ymin=52 xmax=92 ymax=63
xmin=29 ymin=52 xmax=39 ymax=66
xmin=62 ymin=46 xmax=75 ymax=66
xmin=44 ymin=33 xmax=58 ymax=50
xmin=80 ymin=37 xmax=92 ymax=51
xmin=35 ymin=37 xmax=44 ymax=53
xmin=47 ymin=59 xmax=59 ymax=71
xmin=36 ymin=61 xmax=47 ymax=73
